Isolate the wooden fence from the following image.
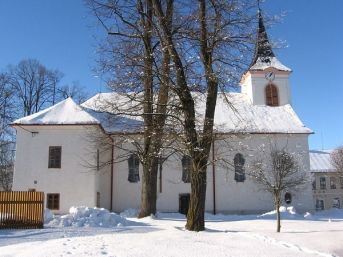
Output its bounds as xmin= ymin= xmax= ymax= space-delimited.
xmin=0 ymin=191 xmax=44 ymax=229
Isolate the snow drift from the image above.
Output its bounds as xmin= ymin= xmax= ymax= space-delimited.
xmin=45 ymin=207 xmax=132 ymax=228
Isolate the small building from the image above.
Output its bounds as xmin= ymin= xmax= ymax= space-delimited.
xmin=310 ymin=150 xmax=343 ymax=210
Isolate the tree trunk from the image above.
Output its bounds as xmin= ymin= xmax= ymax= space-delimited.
xmin=138 ymin=0 xmax=155 ymax=218
xmin=152 ymin=0 xmax=219 ymax=231
xmin=185 ymin=160 xmax=207 ymax=231
xmin=138 ymin=157 xmax=159 ymax=217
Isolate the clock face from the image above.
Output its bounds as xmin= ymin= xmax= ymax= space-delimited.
xmin=265 ymin=71 xmax=275 ymax=81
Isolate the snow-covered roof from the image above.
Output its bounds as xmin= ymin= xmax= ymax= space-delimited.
xmin=12 ymin=92 xmax=312 ymax=134
xmin=84 ymin=108 xmax=143 ymax=133
xmin=249 ymin=56 xmax=291 ymax=72
xmin=209 ymin=93 xmax=310 ymax=133
xmin=83 ymin=92 xmax=312 ymax=134
xmin=309 ymin=150 xmax=336 ymax=173
xmin=12 ymin=98 xmax=99 ymax=125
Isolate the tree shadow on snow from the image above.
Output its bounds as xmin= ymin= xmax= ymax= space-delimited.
xmin=0 ymin=220 xmax=158 ymax=247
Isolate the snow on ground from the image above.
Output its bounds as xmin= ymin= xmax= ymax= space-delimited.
xmin=1 ymin=207 xmax=343 ymax=257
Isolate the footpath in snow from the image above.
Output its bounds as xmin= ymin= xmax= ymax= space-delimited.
xmin=0 ymin=206 xmax=342 ymax=257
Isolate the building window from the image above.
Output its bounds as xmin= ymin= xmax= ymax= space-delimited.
xmin=265 ymin=84 xmax=279 ymax=106
xmin=330 ymin=177 xmax=337 ymax=189
xmin=234 ymin=153 xmax=245 ymax=182
xmin=284 ymin=192 xmax=292 ymax=204
xmin=312 ymin=179 xmax=316 ymax=190
xmin=340 ymin=177 xmax=343 ymax=189
xmin=48 ymin=146 xmax=61 ymax=168
xmin=316 ymin=199 xmax=324 ymax=211
xmin=47 ymin=193 xmax=60 ymax=210
xmin=320 ymin=177 xmax=326 ymax=190
xmin=182 ymin=155 xmax=191 ymax=183
xmin=128 ymin=154 xmax=140 ymax=183
xmin=332 ymin=198 xmax=340 ymax=208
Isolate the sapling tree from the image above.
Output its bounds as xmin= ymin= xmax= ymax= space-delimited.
xmin=249 ymin=148 xmax=308 ymax=232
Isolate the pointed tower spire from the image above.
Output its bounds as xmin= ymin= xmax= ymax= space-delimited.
xmin=250 ymin=8 xmax=275 ymax=66
xmin=248 ymin=7 xmax=291 ymax=71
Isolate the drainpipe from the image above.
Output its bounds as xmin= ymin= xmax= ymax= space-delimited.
xmin=159 ymin=156 xmax=163 ymax=193
xmin=110 ymin=138 xmax=114 ymax=212
xmin=212 ymin=134 xmax=216 ymax=215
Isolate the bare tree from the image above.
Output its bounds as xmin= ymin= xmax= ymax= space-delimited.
xmin=152 ymin=0 xmax=255 ymax=231
xmin=58 ymin=81 xmax=89 ymax=104
xmin=86 ymin=0 xmax=173 ymax=217
xmin=0 ymin=73 xmax=15 ymax=191
xmin=249 ymin=148 xmax=308 ymax=232
xmin=0 ymin=142 xmax=14 ymax=191
xmin=331 ymin=146 xmax=343 ymax=173
xmin=8 ymin=59 xmax=63 ymax=116
xmin=89 ymin=0 xmax=257 ymax=230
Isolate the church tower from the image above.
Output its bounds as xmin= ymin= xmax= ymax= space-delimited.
xmin=241 ymin=9 xmax=292 ymax=106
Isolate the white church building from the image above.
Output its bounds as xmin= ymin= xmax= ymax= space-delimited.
xmin=12 ymin=12 xmax=314 ymax=214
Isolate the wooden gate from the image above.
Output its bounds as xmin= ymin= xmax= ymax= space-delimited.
xmin=0 ymin=191 xmax=44 ymax=229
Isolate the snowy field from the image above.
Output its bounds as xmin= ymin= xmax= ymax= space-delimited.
xmin=0 ymin=207 xmax=342 ymax=257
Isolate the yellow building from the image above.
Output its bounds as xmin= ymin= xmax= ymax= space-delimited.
xmin=310 ymin=150 xmax=343 ymax=210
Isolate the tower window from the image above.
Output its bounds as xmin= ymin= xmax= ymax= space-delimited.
xmin=265 ymin=84 xmax=279 ymax=106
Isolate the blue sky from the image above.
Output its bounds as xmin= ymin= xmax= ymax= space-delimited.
xmin=0 ymin=0 xmax=342 ymax=150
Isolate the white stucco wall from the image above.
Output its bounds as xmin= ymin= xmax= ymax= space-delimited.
xmin=112 ymin=133 xmax=313 ymax=214
xmin=13 ymin=125 xmax=111 ymax=214
xmin=13 ymin=125 xmax=313 ymax=215
xmin=212 ymin=134 xmax=313 ymax=213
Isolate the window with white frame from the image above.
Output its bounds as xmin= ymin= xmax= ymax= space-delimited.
xmin=128 ymin=154 xmax=140 ymax=183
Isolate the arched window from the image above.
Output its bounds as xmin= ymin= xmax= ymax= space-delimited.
xmin=182 ymin=155 xmax=191 ymax=183
xmin=284 ymin=192 xmax=292 ymax=204
xmin=234 ymin=153 xmax=245 ymax=182
xmin=265 ymin=84 xmax=279 ymax=106
xmin=128 ymin=154 xmax=140 ymax=183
